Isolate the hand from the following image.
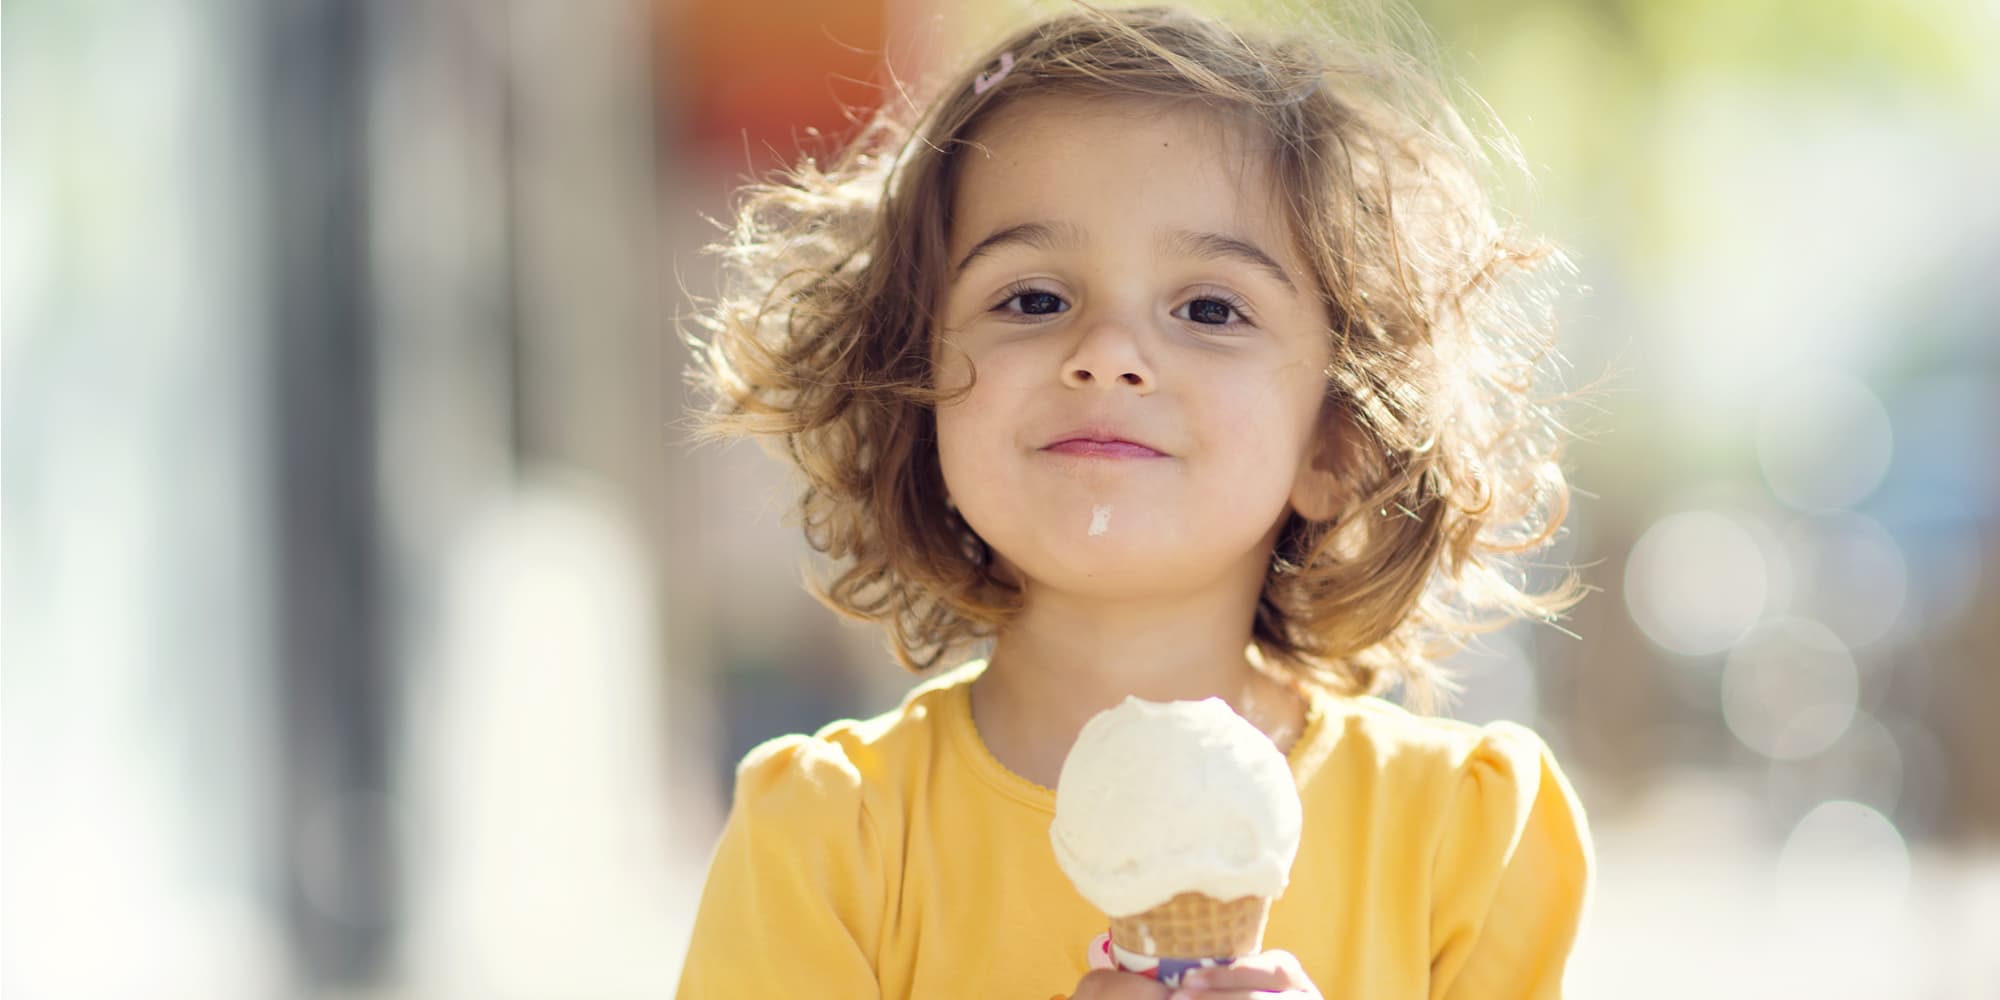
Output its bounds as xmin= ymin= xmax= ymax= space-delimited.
xmin=1070 ymin=968 xmax=1173 ymax=1000
xmin=1168 ymin=950 xmax=1322 ymax=1000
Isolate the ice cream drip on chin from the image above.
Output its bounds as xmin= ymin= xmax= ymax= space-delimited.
xmin=1088 ymin=504 xmax=1112 ymax=536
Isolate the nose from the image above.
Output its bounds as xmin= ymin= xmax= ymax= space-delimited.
xmin=1059 ymin=310 xmax=1155 ymax=393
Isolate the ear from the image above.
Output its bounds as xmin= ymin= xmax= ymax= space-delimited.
xmin=1288 ymin=403 xmax=1353 ymax=523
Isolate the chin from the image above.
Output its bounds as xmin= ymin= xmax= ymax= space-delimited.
xmin=963 ymin=498 xmax=1285 ymax=596
xmin=1007 ymin=537 xmax=1244 ymax=601
xmin=1031 ymin=562 xmax=1199 ymax=601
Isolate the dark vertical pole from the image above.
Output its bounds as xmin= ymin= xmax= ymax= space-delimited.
xmin=499 ymin=28 xmax=532 ymax=470
xmin=260 ymin=0 xmax=397 ymax=988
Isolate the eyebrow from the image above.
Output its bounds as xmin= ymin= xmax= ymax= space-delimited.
xmin=1162 ymin=228 xmax=1297 ymax=293
xmin=953 ymin=220 xmax=1298 ymax=293
xmin=953 ymin=221 xmax=1087 ymax=275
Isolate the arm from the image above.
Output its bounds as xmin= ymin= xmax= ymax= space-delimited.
xmin=676 ymin=735 xmax=886 ymax=999
xmin=1428 ymin=723 xmax=1594 ymax=1000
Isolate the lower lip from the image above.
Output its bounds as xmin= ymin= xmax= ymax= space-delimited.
xmin=1042 ymin=440 xmax=1167 ymax=459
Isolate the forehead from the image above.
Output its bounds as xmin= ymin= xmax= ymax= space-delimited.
xmin=948 ymin=94 xmax=1293 ymax=256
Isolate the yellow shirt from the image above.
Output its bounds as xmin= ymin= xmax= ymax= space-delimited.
xmin=677 ymin=661 xmax=1592 ymax=999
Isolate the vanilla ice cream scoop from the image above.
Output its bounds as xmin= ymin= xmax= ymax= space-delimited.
xmin=1049 ymin=696 xmax=1304 ymax=918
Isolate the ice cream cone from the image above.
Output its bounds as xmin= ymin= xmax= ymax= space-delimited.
xmin=1052 ymin=696 xmax=1302 ymax=980
xmin=1107 ymin=891 xmax=1270 ymax=960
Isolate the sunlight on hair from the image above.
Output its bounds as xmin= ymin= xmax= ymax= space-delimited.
xmin=1623 ymin=510 xmax=1770 ymax=656
xmin=1756 ymin=369 xmax=1893 ymax=512
xmin=1720 ymin=617 xmax=1858 ymax=760
xmin=1439 ymin=627 xmax=1539 ymax=727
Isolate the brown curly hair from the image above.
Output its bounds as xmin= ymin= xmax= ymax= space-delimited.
xmin=688 ymin=2 xmax=1584 ymax=713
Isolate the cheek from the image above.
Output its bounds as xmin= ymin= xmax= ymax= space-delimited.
xmin=933 ymin=363 xmax=991 ymax=445
xmin=1268 ymin=360 xmax=1331 ymax=448
xmin=1199 ymin=374 xmax=1325 ymax=495
xmin=932 ymin=381 xmax=1003 ymax=502
xmin=933 ymin=406 xmax=972 ymax=483
xmin=1216 ymin=374 xmax=1317 ymax=451
xmin=932 ymin=351 xmax=1043 ymax=544
xmin=933 ymin=346 xmax=1027 ymax=446
xmin=930 ymin=341 xmax=981 ymax=470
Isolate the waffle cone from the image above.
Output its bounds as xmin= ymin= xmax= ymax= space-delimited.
xmin=1107 ymin=891 xmax=1270 ymax=960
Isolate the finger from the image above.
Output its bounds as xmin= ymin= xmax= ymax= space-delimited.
xmin=1076 ymin=968 xmax=1174 ymax=1000
xmin=1179 ymin=951 xmax=1309 ymax=991
xmin=1259 ymin=950 xmax=1308 ymax=978
xmin=1176 ymin=966 xmax=1287 ymax=991
xmin=1166 ymin=990 xmax=1297 ymax=1000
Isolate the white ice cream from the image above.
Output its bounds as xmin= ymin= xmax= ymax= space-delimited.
xmin=1049 ymin=696 xmax=1303 ymax=918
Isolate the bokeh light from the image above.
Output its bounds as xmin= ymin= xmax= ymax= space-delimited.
xmin=1879 ymin=713 xmax=1951 ymax=838
xmin=1764 ymin=710 xmax=1904 ymax=820
xmin=1779 ymin=511 xmax=1909 ymax=649
xmin=1720 ymin=617 xmax=1858 ymax=760
xmin=1772 ymin=800 xmax=1915 ymax=996
xmin=1624 ymin=510 xmax=1771 ymax=656
xmin=1757 ymin=369 xmax=1894 ymax=512
xmin=1775 ymin=799 xmax=1911 ymax=929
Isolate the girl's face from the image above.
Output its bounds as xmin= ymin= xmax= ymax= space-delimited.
xmin=934 ymin=95 xmax=1337 ymax=601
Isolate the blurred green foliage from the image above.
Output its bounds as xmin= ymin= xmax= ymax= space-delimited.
xmin=1412 ymin=0 xmax=1998 ymax=241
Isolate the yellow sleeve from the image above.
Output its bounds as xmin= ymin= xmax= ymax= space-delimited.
xmin=1428 ymin=722 xmax=1594 ymax=1000
xmin=676 ymin=734 xmax=885 ymax=999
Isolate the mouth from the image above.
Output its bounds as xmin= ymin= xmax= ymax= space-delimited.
xmin=1040 ymin=429 xmax=1169 ymax=459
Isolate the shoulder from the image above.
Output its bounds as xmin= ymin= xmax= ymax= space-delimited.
xmin=729 ymin=661 xmax=979 ymax=824
xmin=1331 ymin=707 xmax=1597 ymax=992
xmin=688 ymin=670 xmax=976 ymax=992
xmin=1337 ymin=694 xmax=1590 ymax=869
xmin=731 ymin=730 xmax=870 ymax=823
xmin=1307 ymin=692 xmax=1585 ymax=843
xmin=1320 ymin=691 xmax=1559 ymax=777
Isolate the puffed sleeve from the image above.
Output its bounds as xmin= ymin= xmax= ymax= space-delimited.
xmin=1428 ymin=722 xmax=1594 ymax=1000
xmin=676 ymin=734 xmax=886 ymax=999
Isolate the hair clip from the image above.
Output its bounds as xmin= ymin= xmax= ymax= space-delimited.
xmin=973 ymin=51 xmax=1016 ymax=95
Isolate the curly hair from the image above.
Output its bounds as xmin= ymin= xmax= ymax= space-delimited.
xmin=688 ymin=2 xmax=1584 ymax=713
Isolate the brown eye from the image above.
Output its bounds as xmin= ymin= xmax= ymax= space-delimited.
xmin=1174 ymin=293 xmax=1250 ymax=327
xmin=1185 ymin=298 xmax=1234 ymax=324
xmin=997 ymin=288 xmax=1069 ymax=317
xmin=1017 ymin=292 xmax=1065 ymax=314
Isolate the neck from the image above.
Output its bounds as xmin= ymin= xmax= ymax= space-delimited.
xmin=968 ymin=563 xmax=1306 ymax=788
xmin=987 ymin=589 xmax=1265 ymax=728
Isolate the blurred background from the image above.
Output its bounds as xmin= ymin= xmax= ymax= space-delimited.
xmin=6 ymin=0 xmax=1997 ymax=996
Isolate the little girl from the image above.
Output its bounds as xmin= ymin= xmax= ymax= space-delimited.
xmin=678 ymin=4 xmax=1592 ymax=998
